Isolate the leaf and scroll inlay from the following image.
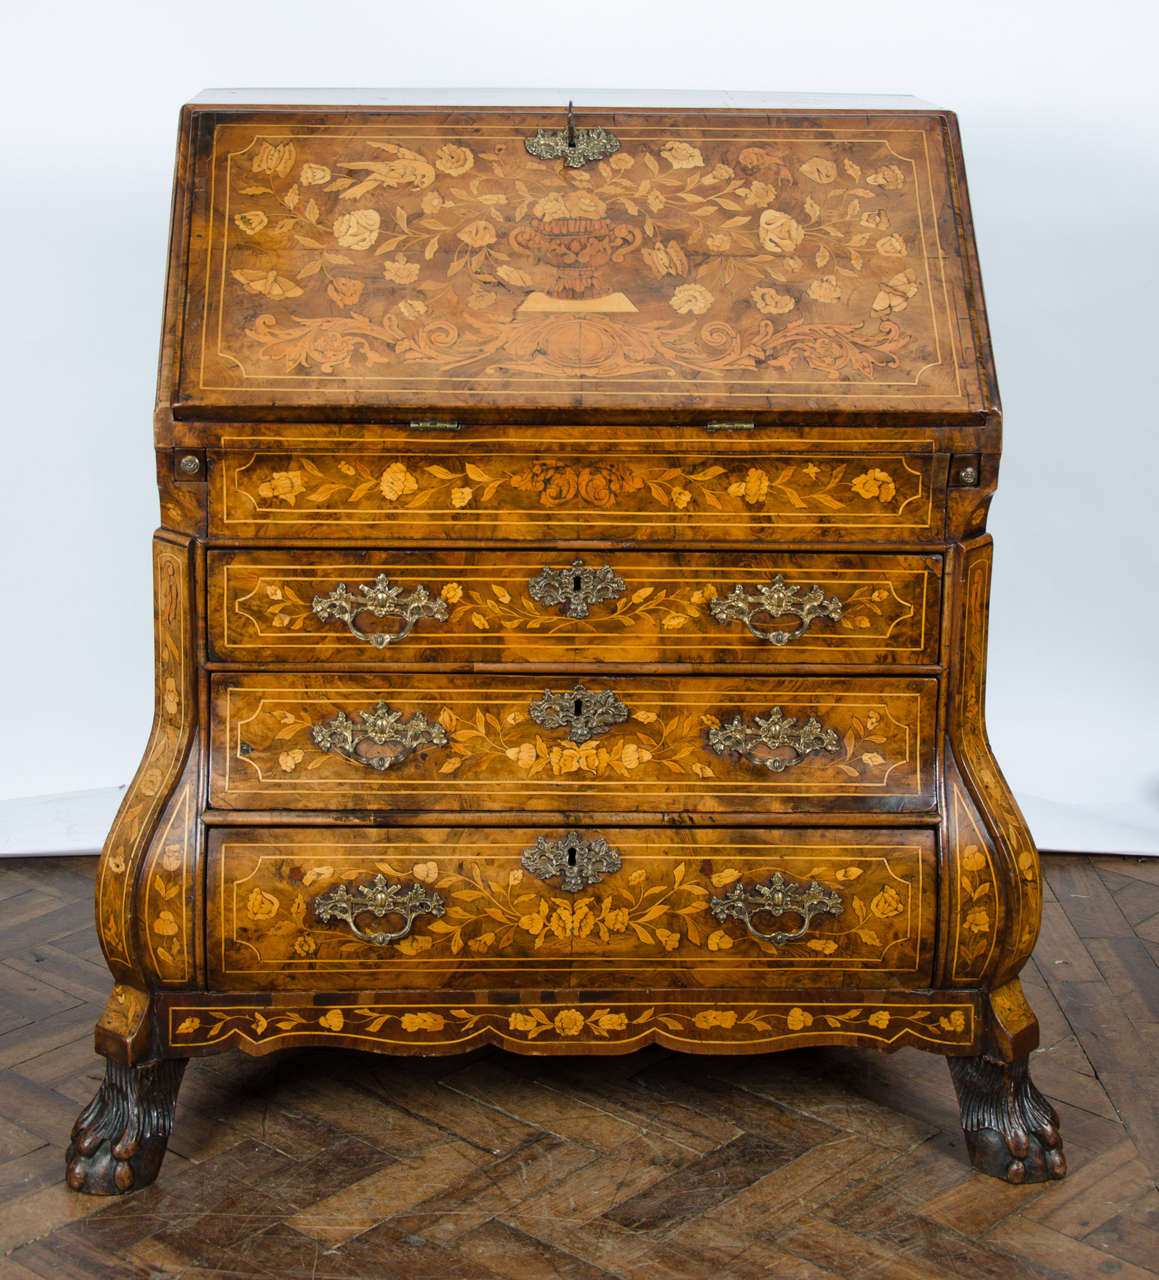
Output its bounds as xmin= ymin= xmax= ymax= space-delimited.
xmin=97 ymin=543 xmax=192 ymax=978
xmin=233 ymin=454 xmax=924 ymax=525
xmin=169 ymin=996 xmax=975 ymax=1053
xmin=248 ymin=691 xmax=910 ymax=792
xmin=219 ymin=853 xmax=919 ymax=969
xmin=195 ymin=118 xmax=973 ymax=406
xmin=225 ymin=561 xmax=923 ymax=656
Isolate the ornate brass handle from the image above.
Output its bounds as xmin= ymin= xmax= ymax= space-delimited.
xmin=707 ymin=707 xmax=839 ymax=772
xmin=529 ymin=683 xmax=629 ymax=745
xmin=521 ymin=832 xmax=622 ymax=892
xmin=709 ymin=872 xmax=844 ymax=945
xmin=310 ymin=702 xmax=449 ymax=771
xmin=528 ymin=559 xmax=626 ymax=619
xmin=311 ymin=575 xmax=449 ymax=649
xmin=311 ymin=873 xmax=445 ymax=947
xmin=709 ymin=575 xmax=844 ymax=646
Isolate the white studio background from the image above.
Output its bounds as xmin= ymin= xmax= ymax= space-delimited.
xmin=0 ymin=0 xmax=1156 ymax=854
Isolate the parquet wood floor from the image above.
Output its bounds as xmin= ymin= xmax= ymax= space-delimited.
xmin=1 ymin=854 xmax=1156 ymax=1279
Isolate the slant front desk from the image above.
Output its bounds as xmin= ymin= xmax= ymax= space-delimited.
xmin=67 ymin=93 xmax=1064 ymax=1194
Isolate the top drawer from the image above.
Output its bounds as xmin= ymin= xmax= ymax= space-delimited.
xmin=207 ymin=549 xmax=942 ymax=668
xmin=209 ymin=440 xmax=946 ymax=544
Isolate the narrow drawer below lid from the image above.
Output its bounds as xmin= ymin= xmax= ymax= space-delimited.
xmin=210 ymin=443 xmax=945 ymax=543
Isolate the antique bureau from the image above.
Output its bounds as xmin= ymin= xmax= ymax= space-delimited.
xmin=69 ymin=92 xmax=1065 ymax=1194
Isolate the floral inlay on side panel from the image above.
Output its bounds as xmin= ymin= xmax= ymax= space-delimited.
xmin=96 ymin=545 xmax=191 ymax=979
xmin=197 ymin=120 xmax=967 ymax=400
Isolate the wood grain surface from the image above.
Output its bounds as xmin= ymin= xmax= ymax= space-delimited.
xmin=208 ymin=673 xmax=938 ymax=814
xmin=210 ymin=439 xmax=946 ymax=543
xmin=208 ymin=547 xmax=942 ymax=667
xmin=173 ymin=108 xmax=993 ymax=423
xmin=206 ymin=827 xmax=934 ymax=993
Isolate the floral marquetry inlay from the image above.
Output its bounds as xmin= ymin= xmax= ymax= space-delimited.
xmin=219 ymin=450 xmax=937 ymax=542
xmin=96 ymin=540 xmax=194 ymax=983
xmin=183 ymin=112 xmax=985 ymax=413
xmin=167 ymin=996 xmax=975 ymax=1055
xmin=216 ymin=850 xmax=924 ymax=977
xmin=221 ymin=680 xmax=926 ymax=807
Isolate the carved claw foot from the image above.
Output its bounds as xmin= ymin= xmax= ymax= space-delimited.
xmin=66 ymin=1057 xmax=187 ymax=1195
xmin=947 ymin=1053 xmax=1066 ymax=1183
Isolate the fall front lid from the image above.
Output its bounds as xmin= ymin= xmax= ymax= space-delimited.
xmin=171 ymin=106 xmax=995 ymax=422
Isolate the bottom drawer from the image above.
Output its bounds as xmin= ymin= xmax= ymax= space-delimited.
xmin=208 ymin=827 xmax=935 ymax=992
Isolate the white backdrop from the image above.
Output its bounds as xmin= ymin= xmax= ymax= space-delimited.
xmin=1 ymin=0 xmax=1157 ymax=852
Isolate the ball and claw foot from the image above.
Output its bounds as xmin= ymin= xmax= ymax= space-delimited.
xmin=66 ymin=1057 xmax=187 ymax=1195
xmin=948 ymin=1053 xmax=1066 ymax=1184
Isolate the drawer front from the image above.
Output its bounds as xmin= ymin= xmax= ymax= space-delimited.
xmin=208 ymin=549 xmax=942 ymax=667
xmin=207 ymin=827 xmax=935 ymax=992
xmin=209 ymin=673 xmax=937 ymax=814
xmin=208 ymin=829 xmax=569 ymax=991
xmin=211 ymin=446 xmax=944 ymax=543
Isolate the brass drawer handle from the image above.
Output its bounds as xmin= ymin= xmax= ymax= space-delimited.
xmin=521 ymin=832 xmax=622 ymax=892
xmin=310 ymin=702 xmax=449 ymax=771
xmin=709 ymin=872 xmax=844 ymax=945
xmin=529 ymin=683 xmax=629 ymax=745
xmin=709 ymin=576 xmax=844 ymax=646
xmin=707 ymin=707 xmax=839 ymax=772
xmin=528 ymin=559 xmax=626 ymax=619
xmin=311 ymin=575 xmax=449 ymax=649
xmin=312 ymin=873 xmax=445 ymax=947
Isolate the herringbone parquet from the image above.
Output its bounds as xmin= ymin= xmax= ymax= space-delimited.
xmin=1 ymin=854 xmax=1157 ymax=1279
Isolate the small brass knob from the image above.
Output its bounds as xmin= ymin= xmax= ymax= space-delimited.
xmin=958 ymin=465 xmax=978 ymax=486
xmin=178 ymin=454 xmax=201 ymax=475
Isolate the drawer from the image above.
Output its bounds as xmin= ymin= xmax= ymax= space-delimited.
xmin=206 ymin=827 xmax=935 ymax=992
xmin=207 ymin=549 xmax=942 ymax=668
xmin=210 ymin=443 xmax=945 ymax=544
xmin=209 ymin=673 xmax=937 ymax=815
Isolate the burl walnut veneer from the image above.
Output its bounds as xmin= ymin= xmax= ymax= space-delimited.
xmin=68 ymin=94 xmax=1064 ymax=1195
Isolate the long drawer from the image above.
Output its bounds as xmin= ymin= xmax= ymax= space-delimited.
xmin=207 ymin=549 xmax=942 ymax=667
xmin=210 ymin=443 xmax=945 ymax=543
xmin=207 ymin=827 xmax=936 ymax=992
xmin=209 ymin=673 xmax=937 ymax=814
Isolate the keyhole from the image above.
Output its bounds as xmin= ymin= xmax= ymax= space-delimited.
xmin=574 ymin=698 xmax=583 ymax=717
xmin=566 ymin=845 xmax=577 ymax=868
xmin=572 ymin=575 xmax=583 ymax=593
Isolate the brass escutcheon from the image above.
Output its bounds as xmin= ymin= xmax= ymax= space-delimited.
xmin=525 ymin=101 xmax=621 ymax=169
xmin=528 ymin=683 xmax=629 ymax=745
xmin=520 ymin=832 xmax=623 ymax=893
xmin=528 ymin=559 xmax=626 ymax=619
